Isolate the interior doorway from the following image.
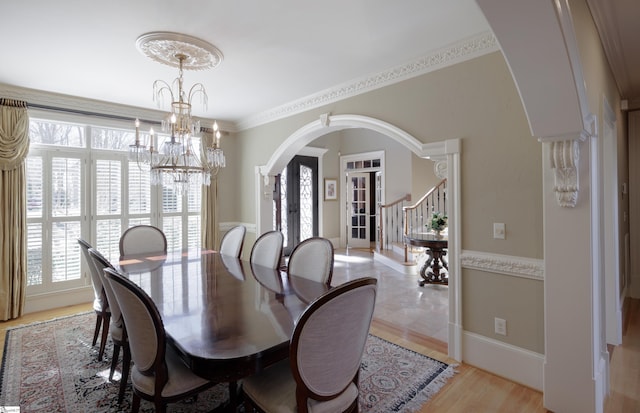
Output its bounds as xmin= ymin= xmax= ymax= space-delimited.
xmin=276 ymin=155 xmax=319 ymax=255
xmin=257 ymin=113 xmax=461 ymax=361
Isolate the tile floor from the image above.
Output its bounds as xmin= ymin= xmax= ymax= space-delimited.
xmin=331 ymin=248 xmax=449 ymax=343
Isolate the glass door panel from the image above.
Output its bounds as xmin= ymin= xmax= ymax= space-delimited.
xmin=348 ymin=172 xmax=370 ymax=248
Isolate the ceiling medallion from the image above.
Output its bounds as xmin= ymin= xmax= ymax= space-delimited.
xmin=135 ymin=32 xmax=223 ymax=71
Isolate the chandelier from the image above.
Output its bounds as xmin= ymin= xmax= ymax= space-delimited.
xmin=130 ymin=32 xmax=226 ymax=194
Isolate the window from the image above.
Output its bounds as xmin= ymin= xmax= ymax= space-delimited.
xmin=26 ymin=115 xmax=202 ymax=294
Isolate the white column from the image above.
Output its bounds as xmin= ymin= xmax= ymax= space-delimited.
xmin=541 ymin=134 xmax=607 ymax=413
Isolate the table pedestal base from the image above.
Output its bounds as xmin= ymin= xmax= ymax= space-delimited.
xmin=419 ymin=247 xmax=448 ymax=286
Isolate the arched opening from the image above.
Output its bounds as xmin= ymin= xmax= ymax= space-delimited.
xmin=256 ymin=113 xmax=463 ymax=359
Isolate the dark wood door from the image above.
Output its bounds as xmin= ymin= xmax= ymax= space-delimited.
xmin=276 ymin=156 xmax=318 ymax=256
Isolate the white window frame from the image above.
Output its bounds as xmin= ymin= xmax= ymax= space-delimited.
xmin=26 ymin=110 xmax=202 ymax=295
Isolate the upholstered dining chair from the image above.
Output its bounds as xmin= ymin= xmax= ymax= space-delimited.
xmin=119 ymin=225 xmax=167 ymax=256
xmin=88 ymin=248 xmax=130 ymax=404
xmin=103 ymin=267 xmax=221 ymax=413
xmin=242 ymin=277 xmax=378 ymax=413
xmin=250 ymin=230 xmax=284 ymax=270
xmin=287 ymin=237 xmax=334 ymax=286
xmin=219 ymin=225 xmax=246 ymax=258
xmin=78 ymin=238 xmax=110 ymax=361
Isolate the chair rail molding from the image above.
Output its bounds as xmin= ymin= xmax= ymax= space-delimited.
xmin=461 ymin=250 xmax=544 ymax=280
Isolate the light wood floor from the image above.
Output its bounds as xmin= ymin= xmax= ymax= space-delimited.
xmin=1 ymin=283 xmax=638 ymax=412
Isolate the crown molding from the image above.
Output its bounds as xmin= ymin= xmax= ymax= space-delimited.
xmin=461 ymin=250 xmax=544 ymax=280
xmin=237 ymin=31 xmax=498 ymax=131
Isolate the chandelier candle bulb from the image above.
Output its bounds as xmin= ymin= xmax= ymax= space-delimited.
xmin=149 ymin=128 xmax=155 ymax=150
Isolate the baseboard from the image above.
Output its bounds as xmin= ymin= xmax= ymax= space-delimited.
xmin=462 ymin=330 xmax=544 ymax=391
xmin=25 ymin=286 xmax=94 ymax=314
xmin=373 ymin=251 xmax=417 ymax=275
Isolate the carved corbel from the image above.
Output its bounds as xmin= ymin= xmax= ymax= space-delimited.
xmin=319 ymin=112 xmax=331 ymax=127
xmin=433 ymin=159 xmax=448 ymax=179
xmin=549 ymin=139 xmax=580 ymax=208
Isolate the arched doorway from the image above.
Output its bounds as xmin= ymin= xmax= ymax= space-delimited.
xmin=256 ymin=113 xmax=463 ymax=360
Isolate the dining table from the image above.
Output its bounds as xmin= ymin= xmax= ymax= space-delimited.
xmin=116 ymin=248 xmax=330 ymax=408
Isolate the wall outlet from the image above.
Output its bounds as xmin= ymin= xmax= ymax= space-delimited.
xmin=494 ymin=317 xmax=507 ymax=336
xmin=493 ymin=223 xmax=506 ymax=239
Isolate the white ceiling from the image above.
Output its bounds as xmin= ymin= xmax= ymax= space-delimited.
xmin=587 ymin=0 xmax=640 ymax=109
xmin=0 ymin=1 xmax=491 ymax=127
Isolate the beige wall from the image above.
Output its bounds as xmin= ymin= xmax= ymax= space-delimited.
xmin=463 ymin=269 xmax=545 ymax=352
xmin=228 ymin=51 xmax=545 ymax=352
xmin=411 ymin=155 xmax=440 ymax=203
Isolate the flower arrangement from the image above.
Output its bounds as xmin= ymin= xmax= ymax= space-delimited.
xmin=427 ymin=212 xmax=448 ymax=232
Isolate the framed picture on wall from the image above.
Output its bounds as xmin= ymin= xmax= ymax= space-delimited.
xmin=324 ymin=178 xmax=337 ymax=201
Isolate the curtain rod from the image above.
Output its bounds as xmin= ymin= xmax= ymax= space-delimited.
xmin=27 ymin=102 xmax=161 ymax=126
xmin=25 ymin=102 xmax=225 ymax=135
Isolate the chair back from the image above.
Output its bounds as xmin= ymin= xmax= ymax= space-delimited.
xmin=103 ymin=268 xmax=167 ymax=384
xmin=219 ymin=225 xmax=246 ymax=258
xmin=250 ymin=230 xmax=284 ymax=269
xmin=291 ymin=277 xmax=377 ymax=404
xmin=89 ymin=248 xmax=123 ymax=328
xmin=78 ymin=238 xmax=107 ymax=311
xmin=287 ymin=237 xmax=334 ymax=285
xmin=119 ymin=225 xmax=167 ymax=256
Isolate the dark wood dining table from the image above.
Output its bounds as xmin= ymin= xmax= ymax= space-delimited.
xmin=116 ymin=248 xmax=330 ymax=385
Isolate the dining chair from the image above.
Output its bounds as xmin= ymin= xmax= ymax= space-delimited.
xmin=119 ymin=225 xmax=167 ymax=256
xmin=250 ymin=230 xmax=284 ymax=270
xmin=219 ymin=225 xmax=246 ymax=258
xmin=103 ymin=267 xmax=222 ymax=413
xmin=287 ymin=237 xmax=334 ymax=286
xmin=242 ymin=277 xmax=378 ymax=413
xmin=78 ymin=238 xmax=110 ymax=361
xmin=88 ymin=248 xmax=130 ymax=405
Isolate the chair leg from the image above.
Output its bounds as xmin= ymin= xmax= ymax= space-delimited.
xmin=98 ymin=312 xmax=110 ymax=361
xmin=118 ymin=345 xmax=131 ymax=405
xmin=109 ymin=343 xmax=121 ymax=381
xmin=92 ymin=312 xmax=102 ymax=346
xmin=229 ymin=381 xmax=238 ymax=410
xmin=132 ymin=393 xmax=141 ymax=413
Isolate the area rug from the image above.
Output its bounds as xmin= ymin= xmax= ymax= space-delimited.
xmin=1 ymin=312 xmax=456 ymax=412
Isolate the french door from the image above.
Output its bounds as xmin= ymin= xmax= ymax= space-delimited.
xmin=347 ymin=172 xmax=371 ymax=248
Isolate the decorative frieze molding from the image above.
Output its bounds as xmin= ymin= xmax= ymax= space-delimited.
xmin=237 ymin=31 xmax=498 ymax=131
xmin=461 ymin=250 xmax=544 ymax=280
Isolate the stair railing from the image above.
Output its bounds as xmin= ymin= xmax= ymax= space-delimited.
xmin=402 ymin=178 xmax=447 ymax=261
xmin=376 ymin=194 xmax=411 ymax=253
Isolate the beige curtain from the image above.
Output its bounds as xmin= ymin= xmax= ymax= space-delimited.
xmin=0 ymin=98 xmax=29 ymax=320
xmin=201 ymin=132 xmax=219 ymax=250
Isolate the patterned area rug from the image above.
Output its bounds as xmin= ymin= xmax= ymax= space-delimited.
xmin=1 ymin=312 xmax=455 ymax=412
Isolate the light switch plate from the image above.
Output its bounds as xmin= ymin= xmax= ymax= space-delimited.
xmin=493 ymin=223 xmax=505 ymax=239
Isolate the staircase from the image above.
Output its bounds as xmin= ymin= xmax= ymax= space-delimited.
xmin=373 ymin=179 xmax=447 ymax=274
